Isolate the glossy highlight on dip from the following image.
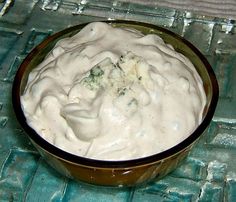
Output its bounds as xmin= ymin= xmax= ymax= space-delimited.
xmin=12 ymin=21 xmax=218 ymax=186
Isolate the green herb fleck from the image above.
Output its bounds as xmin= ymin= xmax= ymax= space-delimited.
xmin=119 ymin=55 xmax=124 ymax=63
xmin=115 ymin=63 xmax=124 ymax=72
xmin=117 ymin=87 xmax=127 ymax=96
xmin=128 ymin=98 xmax=138 ymax=106
xmin=90 ymin=65 xmax=104 ymax=77
xmin=81 ymin=65 xmax=104 ymax=90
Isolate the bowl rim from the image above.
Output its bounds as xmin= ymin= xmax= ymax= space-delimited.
xmin=12 ymin=20 xmax=219 ymax=168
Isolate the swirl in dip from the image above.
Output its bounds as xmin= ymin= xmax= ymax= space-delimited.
xmin=21 ymin=22 xmax=206 ymax=160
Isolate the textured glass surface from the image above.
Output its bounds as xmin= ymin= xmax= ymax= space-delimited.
xmin=0 ymin=0 xmax=236 ymax=201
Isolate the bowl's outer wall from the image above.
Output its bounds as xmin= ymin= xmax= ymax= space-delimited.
xmin=32 ymin=139 xmax=193 ymax=186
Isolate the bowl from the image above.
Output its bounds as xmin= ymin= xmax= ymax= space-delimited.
xmin=12 ymin=20 xmax=219 ymax=187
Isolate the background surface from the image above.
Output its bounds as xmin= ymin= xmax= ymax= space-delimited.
xmin=0 ymin=0 xmax=236 ymax=201
xmin=126 ymin=0 xmax=236 ymax=20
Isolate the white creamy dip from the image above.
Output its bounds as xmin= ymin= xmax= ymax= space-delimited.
xmin=21 ymin=22 xmax=206 ymax=160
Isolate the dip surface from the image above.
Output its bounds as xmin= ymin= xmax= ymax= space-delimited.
xmin=21 ymin=22 xmax=206 ymax=160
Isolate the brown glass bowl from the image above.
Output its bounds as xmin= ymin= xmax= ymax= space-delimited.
xmin=12 ymin=20 xmax=218 ymax=187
